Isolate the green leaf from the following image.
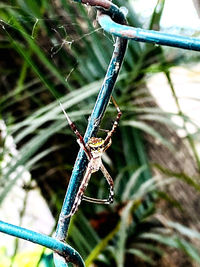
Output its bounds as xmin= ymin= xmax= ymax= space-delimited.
xmin=122 ymin=120 xmax=174 ymax=151
xmin=122 ymin=165 xmax=148 ymax=201
xmin=140 ymin=232 xmax=200 ymax=263
xmin=154 ymin=164 xmax=200 ymax=192
xmin=138 ymin=114 xmax=181 ymax=130
xmin=177 ymin=238 xmax=200 ymax=263
xmin=85 ymin=223 xmax=120 ymax=267
xmin=165 ymin=220 xmax=200 ymax=240
xmin=127 ymin=248 xmax=155 ymax=265
xmin=149 ymin=0 xmax=165 ymax=30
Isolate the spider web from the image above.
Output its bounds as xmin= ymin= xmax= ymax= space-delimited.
xmin=0 ymin=4 xmax=115 ymax=88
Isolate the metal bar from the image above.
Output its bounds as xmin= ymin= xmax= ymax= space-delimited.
xmin=54 ymin=0 xmax=200 ymax=263
xmin=54 ymin=4 xmax=128 ymax=255
xmin=55 ymin=36 xmax=128 ymax=241
xmin=2 ymin=0 xmax=200 ymax=266
xmin=0 ymin=2 xmax=128 ymax=267
xmin=98 ymin=13 xmax=200 ymax=51
xmin=73 ymin=0 xmax=127 ymax=23
xmin=0 ymin=220 xmax=84 ymax=267
xmin=73 ymin=0 xmax=200 ymax=52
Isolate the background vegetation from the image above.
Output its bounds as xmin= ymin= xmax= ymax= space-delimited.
xmin=1 ymin=0 xmax=200 ymax=266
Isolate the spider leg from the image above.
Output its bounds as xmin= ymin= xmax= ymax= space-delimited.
xmin=99 ymin=128 xmax=110 ymax=133
xmin=82 ymin=195 xmax=110 ymax=204
xmin=100 ymin=164 xmax=114 ymax=204
xmin=104 ymin=96 xmax=122 ymax=147
xmin=64 ymin=165 xmax=93 ymax=218
xmin=82 ymin=163 xmax=114 ymax=205
xmin=60 ymin=102 xmax=91 ymax=159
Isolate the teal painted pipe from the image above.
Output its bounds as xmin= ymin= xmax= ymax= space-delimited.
xmin=0 ymin=2 xmax=128 ymax=267
xmin=55 ymin=37 xmax=128 ymax=241
xmin=54 ymin=3 xmax=128 ymax=267
xmin=2 ymin=0 xmax=200 ymax=267
xmin=0 ymin=220 xmax=84 ymax=267
xmin=72 ymin=0 xmax=127 ymax=24
xmin=98 ymin=13 xmax=200 ymax=51
xmin=73 ymin=0 xmax=200 ymax=51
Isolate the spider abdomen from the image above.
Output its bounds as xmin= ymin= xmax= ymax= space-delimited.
xmin=89 ymin=157 xmax=102 ymax=173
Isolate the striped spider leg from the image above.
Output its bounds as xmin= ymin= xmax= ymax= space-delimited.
xmin=60 ymin=96 xmax=122 ymax=217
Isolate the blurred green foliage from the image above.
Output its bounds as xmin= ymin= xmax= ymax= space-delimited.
xmin=1 ymin=0 xmax=200 ymax=266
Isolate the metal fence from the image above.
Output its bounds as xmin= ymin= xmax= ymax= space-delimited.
xmin=1 ymin=0 xmax=200 ymax=266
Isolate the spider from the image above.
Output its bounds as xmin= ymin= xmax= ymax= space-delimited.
xmin=60 ymin=96 xmax=122 ymax=217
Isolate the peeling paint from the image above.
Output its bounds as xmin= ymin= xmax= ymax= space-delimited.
xmin=99 ymin=14 xmax=200 ymax=51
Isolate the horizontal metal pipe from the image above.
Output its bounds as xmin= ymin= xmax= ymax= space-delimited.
xmin=0 ymin=220 xmax=84 ymax=267
xmin=98 ymin=14 xmax=200 ymax=51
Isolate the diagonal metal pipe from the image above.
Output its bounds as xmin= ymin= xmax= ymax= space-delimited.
xmin=54 ymin=1 xmax=128 ymax=266
xmin=54 ymin=10 xmax=128 ymax=244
